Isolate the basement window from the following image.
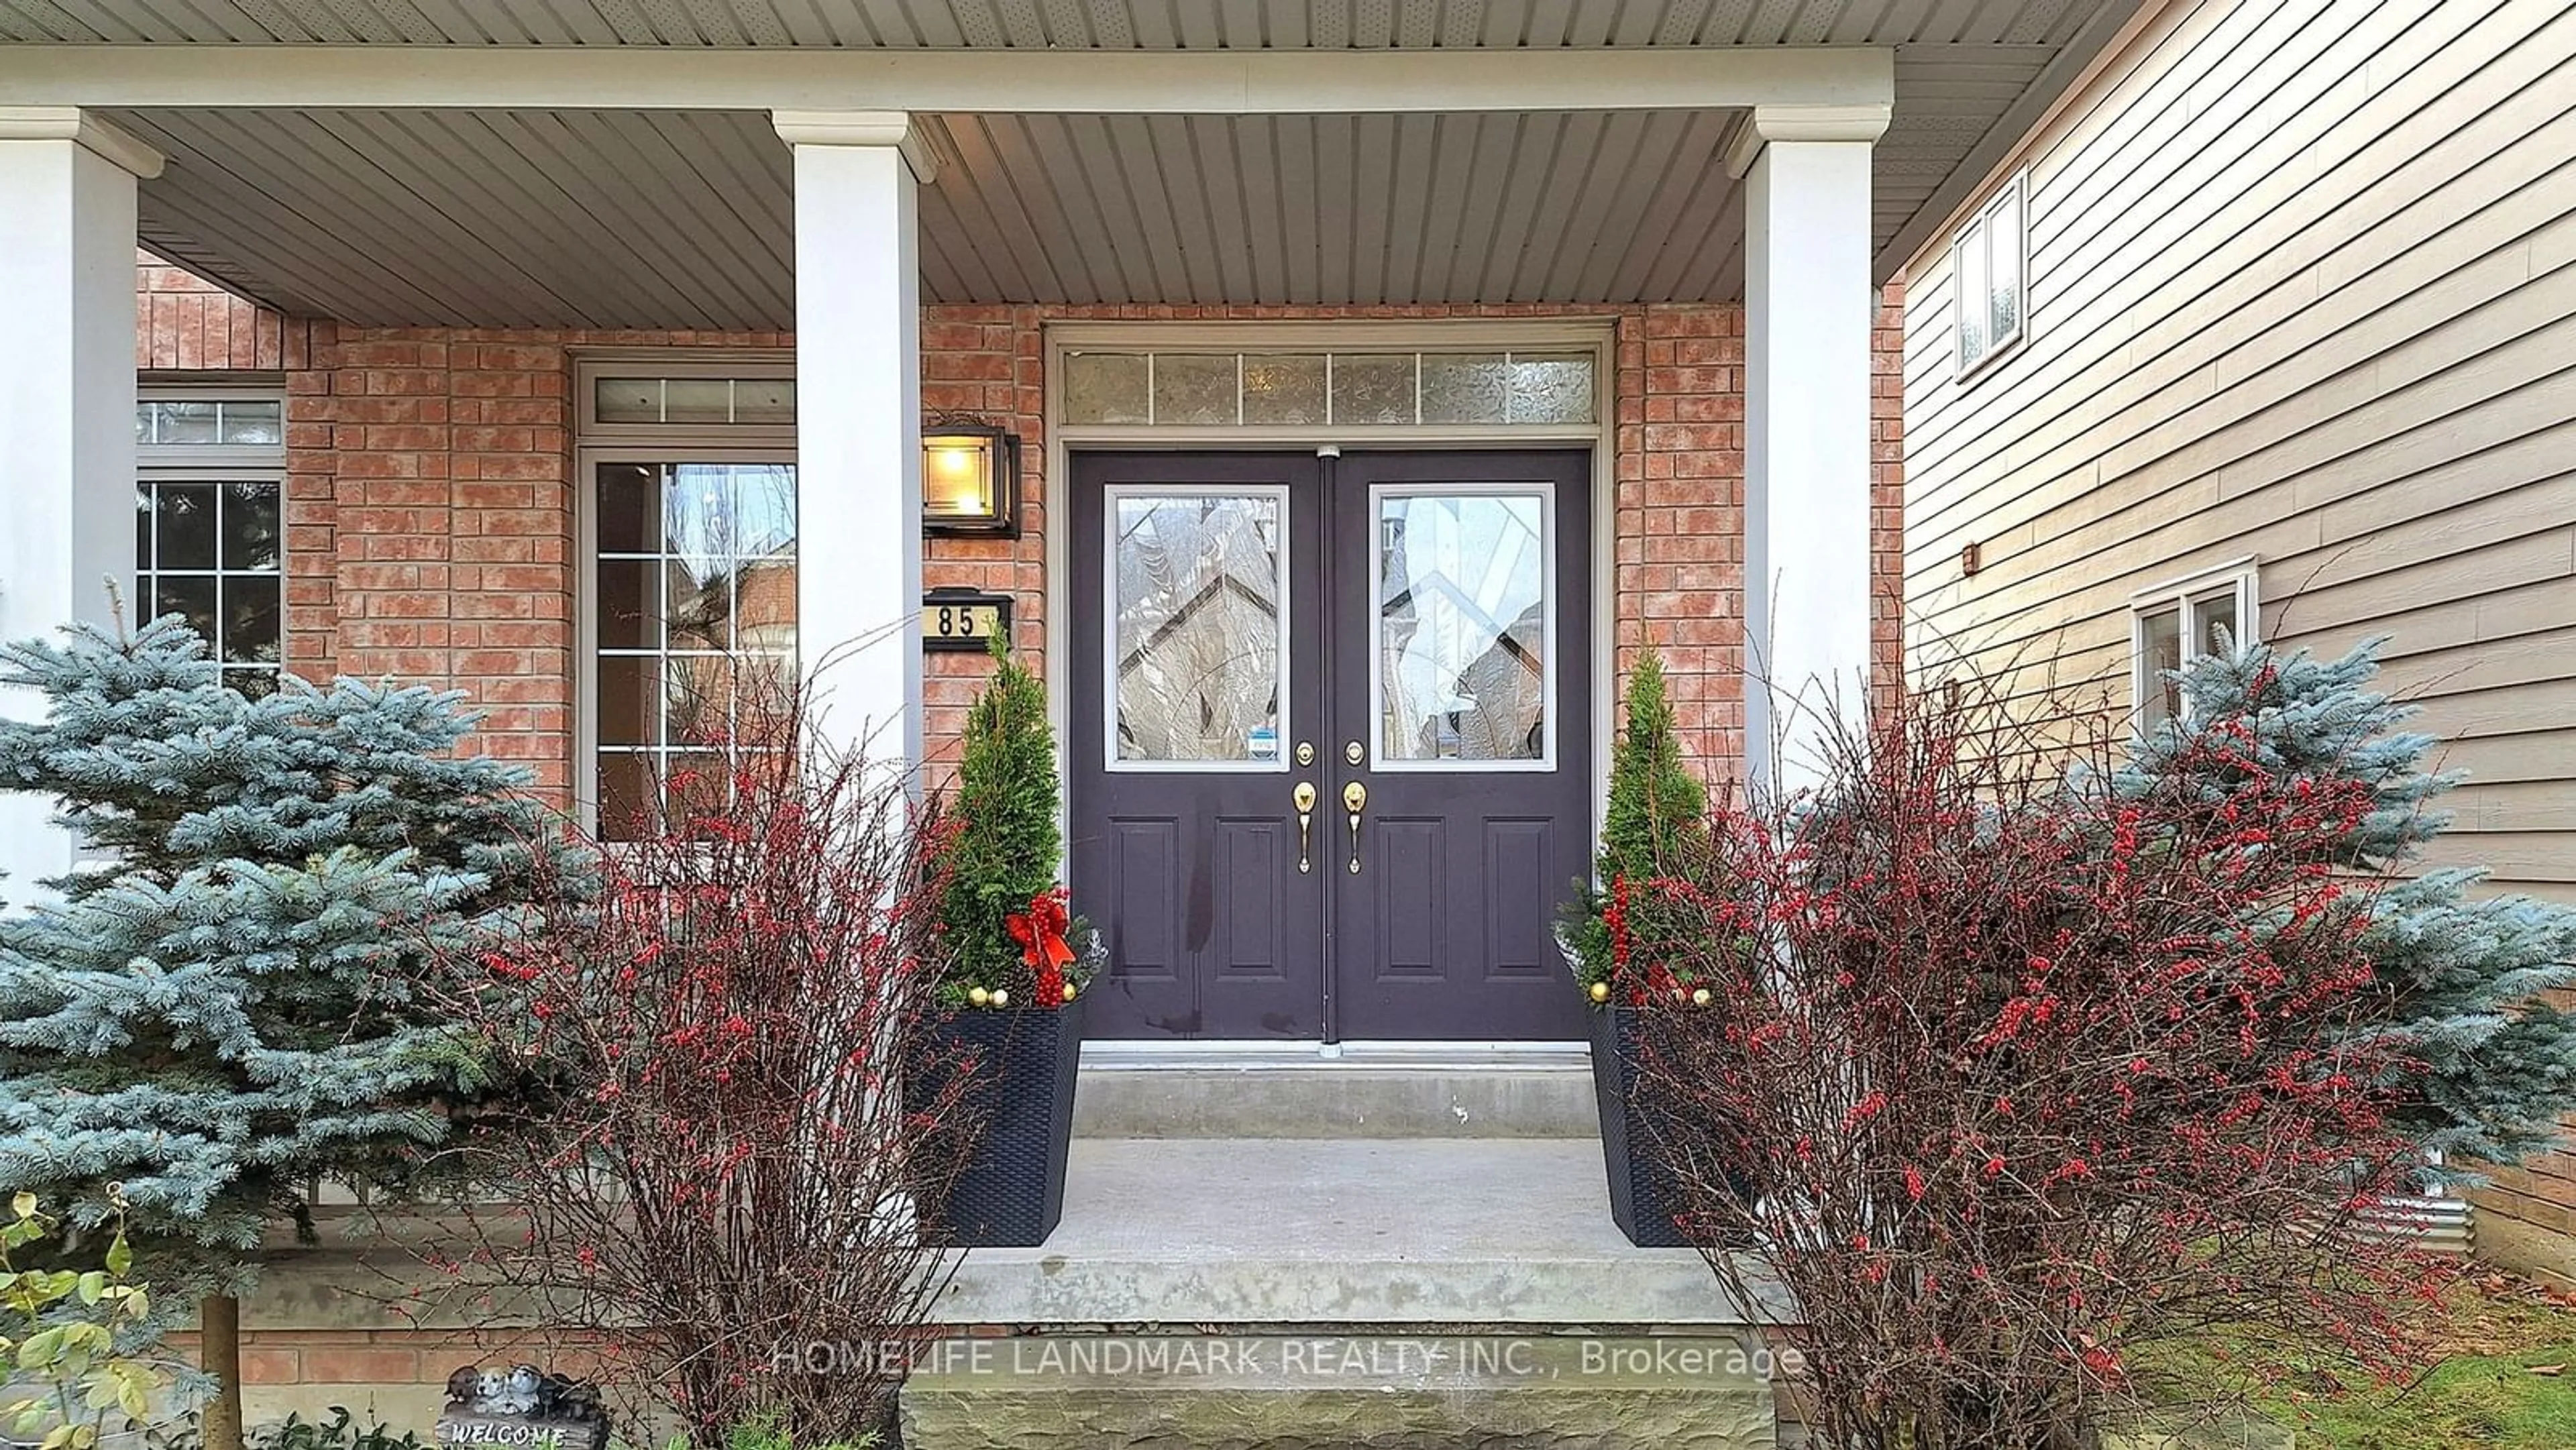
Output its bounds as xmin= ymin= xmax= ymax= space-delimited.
xmin=1953 ymin=172 xmax=2028 ymax=379
xmin=2131 ymin=560 xmax=2259 ymax=730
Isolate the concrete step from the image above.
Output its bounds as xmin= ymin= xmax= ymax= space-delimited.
xmin=1074 ymin=1043 xmax=1597 ymax=1139
xmin=930 ymin=1138 xmax=1767 ymax=1327
xmin=900 ymin=1332 xmax=1779 ymax=1449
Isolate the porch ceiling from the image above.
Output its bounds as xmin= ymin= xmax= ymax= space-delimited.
xmin=7 ymin=0 xmax=2111 ymax=49
xmin=15 ymin=1 xmax=2146 ymax=329
xmin=110 ymin=98 xmax=2002 ymax=329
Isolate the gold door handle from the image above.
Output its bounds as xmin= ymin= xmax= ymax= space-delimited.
xmin=1342 ymin=781 xmax=1368 ymax=875
xmin=1293 ymin=782 xmax=1318 ymax=874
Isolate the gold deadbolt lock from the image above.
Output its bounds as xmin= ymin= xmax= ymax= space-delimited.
xmin=1344 ymin=740 xmax=1364 ymax=766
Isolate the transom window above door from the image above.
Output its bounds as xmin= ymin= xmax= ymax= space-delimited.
xmin=1064 ymin=349 xmax=1597 ymax=428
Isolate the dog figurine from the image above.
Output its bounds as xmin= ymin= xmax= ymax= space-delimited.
xmin=443 ymin=1367 xmax=480 ymax=1412
xmin=497 ymin=1364 xmax=544 ymax=1416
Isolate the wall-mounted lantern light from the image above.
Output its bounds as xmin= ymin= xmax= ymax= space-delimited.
xmin=921 ymin=419 xmax=1021 ymax=538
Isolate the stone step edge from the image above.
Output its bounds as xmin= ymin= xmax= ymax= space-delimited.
xmin=1072 ymin=1064 xmax=1603 ymax=1137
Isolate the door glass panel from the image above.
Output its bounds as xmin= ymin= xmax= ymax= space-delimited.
xmin=1375 ymin=490 xmax=1550 ymax=767
xmin=1109 ymin=490 xmax=1287 ymax=768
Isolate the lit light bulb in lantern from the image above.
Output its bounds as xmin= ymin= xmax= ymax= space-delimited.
xmin=926 ymin=442 xmax=990 ymax=516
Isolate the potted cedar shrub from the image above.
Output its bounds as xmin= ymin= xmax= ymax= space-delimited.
xmin=912 ymin=631 xmax=1096 ymax=1247
xmin=1561 ymin=647 xmax=1711 ymax=1247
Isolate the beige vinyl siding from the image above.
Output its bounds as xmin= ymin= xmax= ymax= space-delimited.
xmin=1900 ymin=0 xmax=2576 ymax=909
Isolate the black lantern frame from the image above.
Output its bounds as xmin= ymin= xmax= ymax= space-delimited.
xmin=921 ymin=418 xmax=1023 ymax=539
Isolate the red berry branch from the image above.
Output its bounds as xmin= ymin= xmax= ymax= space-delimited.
xmin=1620 ymin=681 xmax=2453 ymax=1449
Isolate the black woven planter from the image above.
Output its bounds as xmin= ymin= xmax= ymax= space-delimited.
xmin=1589 ymin=1003 xmax=1691 ymax=1248
xmin=908 ymin=995 xmax=1084 ymax=1247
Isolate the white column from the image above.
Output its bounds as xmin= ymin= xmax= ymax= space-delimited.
xmin=1731 ymin=104 xmax=1890 ymax=793
xmin=0 ymin=108 xmax=160 ymax=906
xmin=771 ymin=111 xmax=933 ymax=775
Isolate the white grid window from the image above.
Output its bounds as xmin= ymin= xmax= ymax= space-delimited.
xmin=136 ymin=392 xmax=286 ymax=695
xmin=591 ymin=461 xmax=798 ymax=839
xmin=2132 ymin=561 xmax=2259 ymax=730
xmin=1953 ymin=173 xmax=2028 ymax=378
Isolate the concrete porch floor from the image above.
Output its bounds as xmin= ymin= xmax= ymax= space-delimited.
xmin=930 ymin=1137 xmax=1762 ymax=1327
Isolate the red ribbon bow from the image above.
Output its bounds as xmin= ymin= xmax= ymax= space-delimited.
xmin=1005 ymin=887 xmax=1076 ymax=1007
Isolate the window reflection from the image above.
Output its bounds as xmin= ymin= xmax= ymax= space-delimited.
xmin=592 ymin=461 xmax=798 ymax=838
xmin=1377 ymin=493 xmax=1548 ymax=763
xmin=1111 ymin=492 xmax=1285 ymax=765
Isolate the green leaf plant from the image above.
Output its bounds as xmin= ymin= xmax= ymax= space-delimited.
xmin=1 ymin=1192 xmax=182 ymax=1450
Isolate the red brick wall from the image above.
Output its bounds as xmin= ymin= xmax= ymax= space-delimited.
xmin=916 ymin=306 xmax=1049 ymax=757
xmin=142 ymin=267 xmax=1907 ymax=815
xmin=136 ymin=251 xmax=321 ymax=372
xmin=1618 ymin=304 xmax=1743 ymax=775
xmin=294 ymin=331 xmax=620 ymax=797
xmin=1874 ymin=280 xmax=1907 ymax=690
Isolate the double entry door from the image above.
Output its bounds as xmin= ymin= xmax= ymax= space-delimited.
xmin=1070 ymin=449 xmax=1592 ymax=1042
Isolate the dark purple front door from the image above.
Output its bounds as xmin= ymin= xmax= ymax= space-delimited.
xmin=1070 ymin=449 xmax=1591 ymax=1041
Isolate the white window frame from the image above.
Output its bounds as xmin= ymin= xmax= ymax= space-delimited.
xmin=136 ymin=384 xmax=288 ymax=688
xmin=1952 ymin=171 xmax=2029 ymax=382
xmin=576 ymin=350 xmax=798 ymax=444
xmin=572 ymin=353 xmax=798 ymax=837
xmin=2129 ymin=557 xmax=2260 ymax=728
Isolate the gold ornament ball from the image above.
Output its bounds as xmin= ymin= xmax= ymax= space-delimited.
xmin=1063 ymin=983 xmax=1079 ymax=1003
xmin=1587 ymin=981 xmax=1611 ymax=1004
xmin=991 ymin=988 xmax=1010 ymax=1008
xmin=967 ymin=986 xmax=990 ymax=1007
xmin=1692 ymin=987 xmax=1713 ymax=1007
